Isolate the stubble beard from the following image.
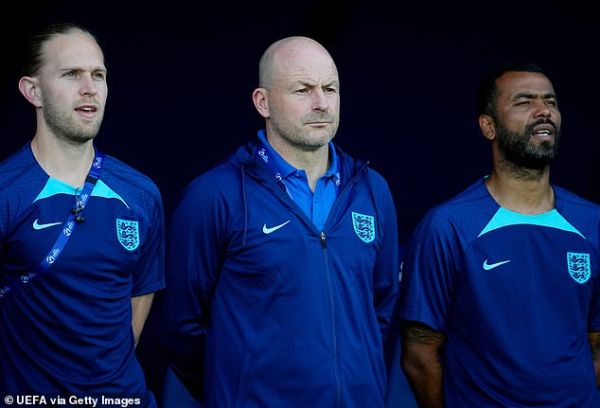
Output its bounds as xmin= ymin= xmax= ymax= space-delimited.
xmin=42 ymin=95 xmax=103 ymax=145
xmin=269 ymin=109 xmax=337 ymax=152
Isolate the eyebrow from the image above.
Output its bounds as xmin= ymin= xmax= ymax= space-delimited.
xmin=513 ymin=92 xmax=557 ymax=100
xmin=292 ymin=80 xmax=340 ymax=88
xmin=60 ymin=66 xmax=107 ymax=73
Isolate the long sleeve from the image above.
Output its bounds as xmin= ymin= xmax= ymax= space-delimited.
xmin=370 ymin=173 xmax=401 ymax=342
xmin=158 ymin=173 xmax=231 ymax=400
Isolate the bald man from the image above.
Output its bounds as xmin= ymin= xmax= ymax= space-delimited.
xmin=160 ymin=37 xmax=400 ymax=407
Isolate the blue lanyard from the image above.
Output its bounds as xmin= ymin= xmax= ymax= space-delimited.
xmin=256 ymin=144 xmax=341 ymax=194
xmin=0 ymin=149 xmax=105 ymax=299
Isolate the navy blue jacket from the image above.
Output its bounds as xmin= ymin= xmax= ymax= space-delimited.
xmin=161 ymin=140 xmax=400 ymax=407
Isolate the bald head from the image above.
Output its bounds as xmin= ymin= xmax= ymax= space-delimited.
xmin=252 ymin=35 xmax=340 ymax=155
xmin=258 ymin=37 xmax=337 ymax=89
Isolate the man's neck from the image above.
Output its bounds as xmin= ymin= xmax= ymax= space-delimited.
xmin=31 ymin=133 xmax=95 ymax=188
xmin=485 ymin=164 xmax=554 ymax=214
xmin=267 ymin=134 xmax=329 ymax=192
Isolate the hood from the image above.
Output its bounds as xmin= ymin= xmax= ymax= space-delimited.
xmin=225 ymin=138 xmax=374 ymax=246
xmin=225 ymin=139 xmax=366 ymax=183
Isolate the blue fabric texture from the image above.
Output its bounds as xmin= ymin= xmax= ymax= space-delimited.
xmin=160 ymin=137 xmax=400 ymax=407
xmin=399 ymin=178 xmax=600 ymax=407
xmin=0 ymin=144 xmax=165 ymax=406
xmin=256 ymin=129 xmax=340 ymax=231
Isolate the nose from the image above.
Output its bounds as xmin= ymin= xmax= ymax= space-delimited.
xmin=533 ymin=100 xmax=552 ymax=118
xmin=312 ymin=88 xmax=329 ymax=112
xmin=79 ymin=73 xmax=98 ymax=96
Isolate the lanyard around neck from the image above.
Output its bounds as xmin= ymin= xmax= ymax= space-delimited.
xmin=0 ymin=149 xmax=106 ymax=299
xmin=256 ymin=143 xmax=341 ymax=194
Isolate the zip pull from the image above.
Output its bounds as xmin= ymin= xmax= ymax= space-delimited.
xmin=320 ymin=231 xmax=327 ymax=248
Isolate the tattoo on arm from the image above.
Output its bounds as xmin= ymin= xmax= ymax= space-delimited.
xmin=403 ymin=321 xmax=445 ymax=346
xmin=401 ymin=321 xmax=445 ymax=407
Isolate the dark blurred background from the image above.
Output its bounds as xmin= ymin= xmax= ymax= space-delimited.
xmin=1 ymin=1 xmax=599 ymax=404
xmin=3 ymin=2 xmax=599 ymax=243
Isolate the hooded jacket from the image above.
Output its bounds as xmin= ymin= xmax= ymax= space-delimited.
xmin=162 ymin=140 xmax=400 ymax=407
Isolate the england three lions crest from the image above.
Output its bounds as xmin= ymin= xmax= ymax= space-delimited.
xmin=567 ymin=252 xmax=591 ymax=284
xmin=352 ymin=212 xmax=376 ymax=243
xmin=116 ymin=218 xmax=140 ymax=251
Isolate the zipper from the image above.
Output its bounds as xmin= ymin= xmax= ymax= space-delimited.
xmin=249 ymin=157 xmax=370 ymax=407
xmin=320 ymin=231 xmax=342 ymax=407
xmin=320 ymin=164 xmax=368 ymax=407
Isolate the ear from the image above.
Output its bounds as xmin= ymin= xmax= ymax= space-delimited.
xmin=478 ymin=114 xmax=496 ymax=141
xmin=252 ymin=88 xmax=269 ymax=119
xmin=18 ymin=76 xmax=43 ymax=108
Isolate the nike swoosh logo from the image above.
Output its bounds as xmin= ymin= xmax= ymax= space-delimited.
xmin=262 ymin=220 xmax=291 ymax=234
xmin=33 ymin=219 xmax=63 ymax=230
xmin=483 ymin=259 xmax=511 ymax=270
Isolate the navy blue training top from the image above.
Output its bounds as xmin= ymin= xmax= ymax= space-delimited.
xmin=400 ymin=179 xmax=600 ymax=407
xmin=0 ymin=144 xmax=164 ymax=406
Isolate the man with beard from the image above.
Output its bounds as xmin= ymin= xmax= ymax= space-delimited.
xmin=0 ymin=23 xmax=164 ymax=406
xmin=398 ymin=63 xmax=600 ymax=407
xmin=159 ymin=36 xmax=400 ymax=407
